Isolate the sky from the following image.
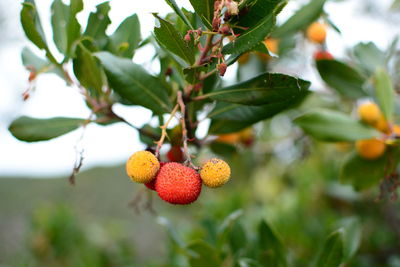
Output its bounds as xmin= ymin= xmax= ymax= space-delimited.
xmin=0 ymin=0 xmax=398 ymax=177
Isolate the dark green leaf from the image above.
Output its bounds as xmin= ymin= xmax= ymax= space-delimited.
xmin=273 ymin=0 xmax=327 ymax=38
xmin=188 ymin=0 xmax=214 ymax=29
xmin=236 ymin=0 xmax=284 ymax=29
xmin=210 ymin=142 xmax=237 ymax=158
xmin=340 ymin=152 xmax=387 ymax=191
xmin=20 ymin=1 xmax=47 ymax=50
xmin=51 ymin=0 xmax=83 ymax=56
xmin=208 ymin=86 xmax=309 ymax=134
xmin=83 ymin=2 xmax=111 ymax=49
xmin=165 ymin=0 xmax=194 ymax=29
xmin=73 ymin=41 xmax=106 ymax=97
xmin=229 ymin=222 xmax=247 ymax=254
xmin=9 ymin=116 xmax=85 ymax=142
xmin=294 ymin=109 xmax=380 ymax=142
xmin=316 ymin=59 xmax=367 ymax=99
xmin=222 ymin=14 xmax=275 ymax=55
xmin=258 ymin=220 xmax=287 ymax=267
xmin=109 ymin=14 xmax=141 ymax=58
xmin=96 ymin=52 xmax=172 ymax=114
xmin=206 ymin=73 xmax=310 ymax=105
xmin=139 ymin=124 xmax=161 ymax=146
xmin=153 ymin=15 xmax=195 ymax=64
xmin=187 ymin=240 xmax=221 ymax=267
xmin=353 ymin=42 xmax=385 ymax=75
xmin=374 ymin=68 xmax=394 ymax=121
xmin=314 ymin=230 xmax=344 ymax=267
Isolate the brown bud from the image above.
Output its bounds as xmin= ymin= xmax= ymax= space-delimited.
xmin=219 ymin=25 xmax=230 ymax=34
xmin=165 ymin=67 xmax=173 ymax=76
xmin=212 ymin=17 xmax=221 ymax=31
xmin=28 ymin=72 xmax=36 ymax=82
xmin=217 ymin=63 xmax=227 ymax=76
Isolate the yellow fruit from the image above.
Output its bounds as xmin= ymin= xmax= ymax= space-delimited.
xmin=238 ymin=53 xmax=250 ymax=65
xmin=126 ymin=151 xmax=160 ymax=183
xmin=200 ymin=158 xmax=231 ymax=188
xmin=355 ymin=139 xmax=386 ymax=160
xmin=264 ymin=38 xmax=279 ymax=54
xmin=217 ymin=133 xmax=241 ymax=144
xmin=393 ymin=125 xmax=400 ymax=136
xmin=358 ymin=102 xmax=381 ymax=125
xmin=374 ymin=115 xmax=391 ymax=134
xmin=306 ymin=22 xmax=327 ymax=44
xmin=256 ymin=51 xmax=270 ymax=62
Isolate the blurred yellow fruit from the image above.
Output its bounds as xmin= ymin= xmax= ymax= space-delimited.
xmin=358 ymin=102 xmax=381 ymax=125
xmin=393 ymin=125 xmax=400 ymax=136
xmin=306 ymin=22 xmax=327 ymax=44
xmin=264 ymin=38 xmax=279 ymax=54
xmin=239 ymin=127 xmax=254 ymax=146
xmin=238 ymin=53 xmax=250 ymax=65
xmin=335 ymin=142 xmax=351 ymax=152
xmin=256 ymin=51 xmax=270 ymax=62
xmin=355 ymin=139 xmax=386 ymax=160
xmin=374 ymin=115 xmax=391 ymax=134
xmin=217 ymin=133 xmax=241 ymax=144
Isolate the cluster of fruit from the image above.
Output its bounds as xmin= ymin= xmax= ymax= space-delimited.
xmin=125 ymin=151 xmax=231 ymax=205
xmin=356 ymin=101 xmax=400 ymax=160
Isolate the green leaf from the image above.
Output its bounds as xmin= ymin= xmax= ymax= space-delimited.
xmin=205 ymin=73 xmax=310 ymax=106
xmin=339 ymin=217 xmax=362 ymax=262
xmin=156 ymin=216 xmax=185 ymax=248
xmin=188 ymin=0 xmax=214 ymax=29
xmin=20 ymin=1 xmax=59 ymax=65
xmin=51 ymin=0 xmax=83 ymax=56
xmin=21 ymin=47 xmax=61 ymax=76
xmin=353 ymin=42 xmax=385 ymax=75
xmin=235 ymin=0 xmax=284 ymax=29
xmin=9 ymin=116 xmax=85 ymax=142
xmin=208 ymin=86 xmax=309 ymax=134
xmin=258 ymin=220 xmax=287 ymax=267
xmin=229 ymin=222 xmax=247 ymax=254
xmin=272 ymin=0 xmax=327 ymax=38
xmin=83 ymin=2 xmax=111 ymax=49
xmin=73 ymin=41 xmax=106 ymax=97
xmin=96 ymin=52 xmax=172 ymax=114
xmin=316 ymin=59 xmax=367 ymax=99
xmin=187 ymin=240 xmax=221 ymax=267
xmin=165 ymin=0 xmax=194 ymax=30
xmin=374 ymin=68 xmax=395 ymax=121
xmin=294 ymin=109 xmax=380 ymax=142
xmin=340 ymin=152 xmax=386 ymax=191
xmin=153 ymin=15 xmax=195 ymax=64
xmin=20 ymin=1 xmax=47 ymax=50
xmin=314 ymin=230 xmax=344 ymax=267
xmin=109 ymin=14 xmax=141 ymax=58
xmin=222 ymin=14 xmax=275 ymax=55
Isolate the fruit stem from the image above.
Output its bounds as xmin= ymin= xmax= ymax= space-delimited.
xmin=155 ymin=104 xmax=180 ymax=158
xmin=177 ymin=91 xmax=199 ymax=169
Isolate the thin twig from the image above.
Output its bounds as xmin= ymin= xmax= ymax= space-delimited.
xmin=155 ymin=104 xmax=180 ymax=158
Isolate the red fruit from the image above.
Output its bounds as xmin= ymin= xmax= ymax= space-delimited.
xmin=167 ymin=146 xmax=184 ymax=162
xmin=155 ymin=162 xmax=202 ymax=205
xmin=145 ymin=162 xmax=166 ymax=191
xmin=314 ymin=50 xmax=333 ymax=60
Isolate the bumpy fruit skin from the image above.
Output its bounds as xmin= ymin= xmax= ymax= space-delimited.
xmin=126 ymin=151 xmax=160 ymax=183
xmin=155 ymin=163 xmax=202 ymax=205
xmin=200 ymin=158 xmax=231 ymax=188
xmin=306 ymin=22 xmax=327 ymax=43
xmin=356 ymin=139 xmax=386 ymax=160
xmin=264 ymin=38 xmax=279 ymax=54
xmin=314 ymin=50 xmax=333 ymax=60
xmin=145 ymin=162 xmax=166 ymax=191
xmin=358 ymin=102 xmax=381 ymax=125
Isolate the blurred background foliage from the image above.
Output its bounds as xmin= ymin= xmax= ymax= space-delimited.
xmin=1 ymin=0 xmax=400 ymax=266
